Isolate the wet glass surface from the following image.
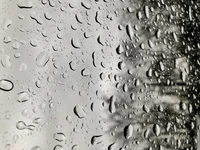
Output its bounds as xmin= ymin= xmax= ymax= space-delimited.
xmin=0 ymin=0 xmax=199 ymax=150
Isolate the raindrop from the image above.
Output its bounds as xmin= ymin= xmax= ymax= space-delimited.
xmin=144 ymin=5 xmax=150 ymax=18
xmin=53 ymin=133 xmax=66 ymax=142
xmin=18 ymin=0 xmax=33 ymax=8
xmin=69 ymin=61 xmax=77 ymax=71
xmin=91 ymin=135 xmax=102 ymax=145
xmin=81 ymin=68 xmax=91 ymax=76
xmin=1 ymin=55 xmax=11 ymax=68
xmin=126 ymin=24 xmax=134 ymax=40
xmin=143 ymin=104 xmax=150 ymax=113
xmin=54 ymin=145 xmax=64 ymax=150
xmin=124 ymin=124 xmax=133 ymax=139
xmin=116 ymin=45 xmax=124 ymax=55
xmin=31 ymin=146 xmax=41 ymax=150
xmin=19 ymin=63 xmax=27 ymax=72
xmin=118 ymin=61 xmax=125 ymax=70
xmin=81 ymin=1 xmax=91 ymax=9
xmin=12 ymin=41 xmax=20 ymax=49
xmin=17 ymin=91 xmax=29 ymax=103
xmin=0 ymin=79 xmax=14 ymax=91
xmin=74 ymin=106 xmax=87 ymax=118
xmin=109 ymin=96 xmax=116 ymax=113
xmin=71 ymin=38 xmax=81 ymax=49
xmin=3 ymin=36 xmax=11 ymax=43
xmin=153 ymin=124 xmax=160 ymax=136
xmin=16 ymin=121 xmax=27 ymax=130
xmin=36 ymin=51 xmax=50 ymax=67
xmin=1 ymin=18 xmax=12 ymax=30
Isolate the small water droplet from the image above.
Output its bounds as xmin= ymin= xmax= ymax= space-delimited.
xmin=54 ymin=145 xmax=64 ymax=150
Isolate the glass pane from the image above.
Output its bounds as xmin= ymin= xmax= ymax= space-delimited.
xmin=0 ymin=0 xmax=199 ymax=150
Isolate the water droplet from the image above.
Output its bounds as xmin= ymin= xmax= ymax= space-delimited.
xmin=36 ymin=51 xmax=50 ymax=67
xmin=156 ymin=29 xmax=161 ymax=38
xmin=108 ymin=143 xmax=116 ymax=150
xmin=118 ymin=61 xmax=125 ymax=70
xmin=3 ymin=36 xmax=11 ymax=43
xmin=143 ymin=104 xmax=150 ymax=113
xmin=19 ymin=63 xmax=27 ymax=72
xmin=12 ymin=41 xmax=20 ymax=49
xmin=144 ymin=5 xmax=150 ymax=18
xmin=17 ymin=91 xmax=29 ymax=103
xmin=153 ymin=124 xmax=160 ymax=136
xmin=81 ymin=1 xmax=91 ymax=9
xmin=116 ymin=45 xmax=124 ymax=55
xmin=126 ymin=24 xmax=134 ymax=40
xmin=31 ymin=146 xmax=42 ymax=150
xmin=74 ymin=106 xmax=87 ymax=118
xmin=69 ymin=61 xmax=77 ymax=71
xmin=0 ymin=79 xmax=14 ymax=91
xmin=124 ymin=124 xmax=133 ymax=139
xmin=1 ymin=18 xmax=12 ymax=30
xmin=53 ymin=133 xmax=66 ymax=142
xmin=16 ymin=121 xmax=27 ymax=130
xmin=81 ymin=68 xmax=91 ymax=76
xmin=18 ymin=0 xmax=33 ymax=8
xmin=91 ymin=135 xmax=102 ymax=145
xmin=71 ymin=38 xmax=81 ymax=49
xmin=1 ymin=55 xmax=11 ymax=68
xmin=109 ymin=96 xmax=116 ymax=113
xmin=54 ymin=145 xmax=64 ymax=150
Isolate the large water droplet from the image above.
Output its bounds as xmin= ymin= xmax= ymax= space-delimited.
xmin=124 ymin=124 xmax=133 ymax=139
xmin=0 ymin=79 xmax=14 ymax=91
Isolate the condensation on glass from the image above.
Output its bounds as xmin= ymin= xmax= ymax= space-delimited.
xmin=0 ymin=0 xmax=199 ymax=150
